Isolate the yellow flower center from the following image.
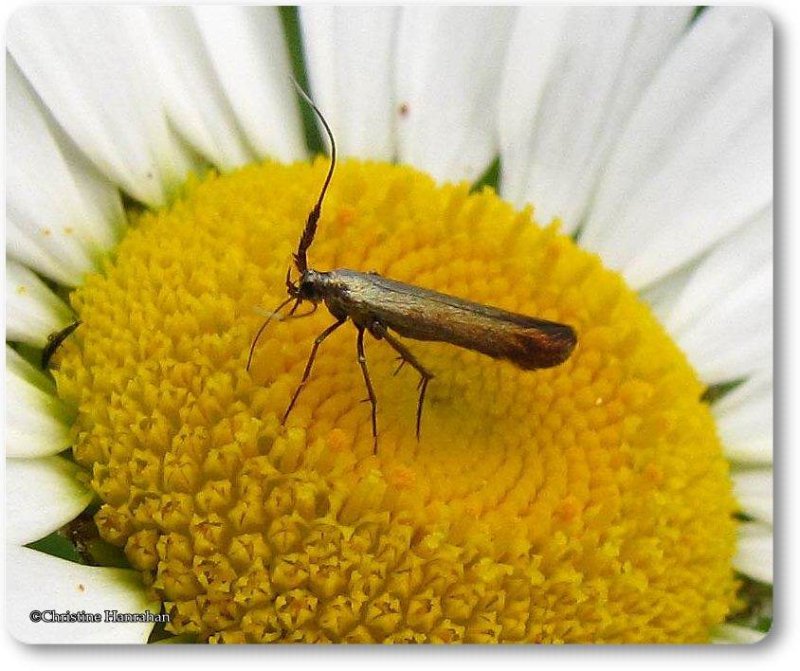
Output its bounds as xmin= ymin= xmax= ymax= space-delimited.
xmin=54 ymin=159 xmax=738 ymax=643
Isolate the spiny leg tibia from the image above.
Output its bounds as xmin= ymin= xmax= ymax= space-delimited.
xmin=370 ymin=323 xmax=434 ymax=441
xmin=282 ymin=317 xmax=346 ymax=424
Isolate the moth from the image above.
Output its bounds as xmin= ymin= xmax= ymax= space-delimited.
xmin=248 ymin=82 xmax=577 ymax=450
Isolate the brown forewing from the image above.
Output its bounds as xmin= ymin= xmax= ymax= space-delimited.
xmin=327 ymin=270 xmax=577 ymax=370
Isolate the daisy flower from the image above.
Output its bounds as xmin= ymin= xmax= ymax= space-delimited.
xmin=5 ymin=5 xmax=772 ymax=644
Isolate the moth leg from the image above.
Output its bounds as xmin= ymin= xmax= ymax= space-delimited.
xmin=283 ymin=317 xmax=346 ymax=424
xmin=356 ymin=326 xmax=379 ymax=453
xmin=376 ymin=327 xmax=435 ymax=441
xmin=284 ymin=302 xmax=318 ymax=321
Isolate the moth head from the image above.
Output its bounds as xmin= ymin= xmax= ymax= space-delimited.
xmin=296 ymin=269 xmax=325 ymax=303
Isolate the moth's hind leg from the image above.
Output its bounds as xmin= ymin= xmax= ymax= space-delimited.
xmin=369 ymin=322 xmax=434 ymax=441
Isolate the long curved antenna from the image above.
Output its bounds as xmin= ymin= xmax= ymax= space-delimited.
xmin=246 ymin=296 xmax=295 ymax=371
xmin=291 ymin=77 xmax=337 ymax=275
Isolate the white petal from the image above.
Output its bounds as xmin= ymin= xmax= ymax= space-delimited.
xmin=499 ymin=7 xmax=692 ymax=231
xmin=732 ymin=469 xmax=773 ymax=525
xmin=714 ymin=372 xmax=773 ymax=464
xmin=581 ymin=8 xmax=772 ymax=289
xmin=140 ymin=6 xmax=253 ymax=170
xmin=395 ymin=6 xmax=516 ymax=182
xmin=639 ymin=262 xmax=695 ymax=324
xmin=497 ymin=6 xmax=569 ymax=206
xmin=5 ymin=260 xmax=74 ymax=347
xmin=6 ymin=59 xmax=124 ymax=286
xmin=712 ymin=623 xmax=767 ymax=644
xmin=677 ymin=257 xmax=770 ymax=384
xmin=7 ymin=5 xmax=195 ymax=206
xmin=6 ymin=456 xmax=93 ymax=545
xmin=301 ymin=6 xmax=399 ymax=160
xmin=664 ymin=208 xmax=772 ymax=383
xmin=668 ymin=208 xmax=772 ymax=333
xmin=193 ymin=6 xmax=306 ymax=163
xmin=6 ymin=546 xmax=158 ymax=644
xmin=734 ymin=522 xmax=773 ymax=584
xmin=6 ymin=347 xmax=72 ymax=458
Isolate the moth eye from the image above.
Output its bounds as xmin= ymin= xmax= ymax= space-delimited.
xmin=300 ymin=280 xmax=318 ymax=299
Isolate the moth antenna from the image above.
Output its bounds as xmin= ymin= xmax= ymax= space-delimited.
xmin=291 ymin=77 xmax=337 ymax=275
